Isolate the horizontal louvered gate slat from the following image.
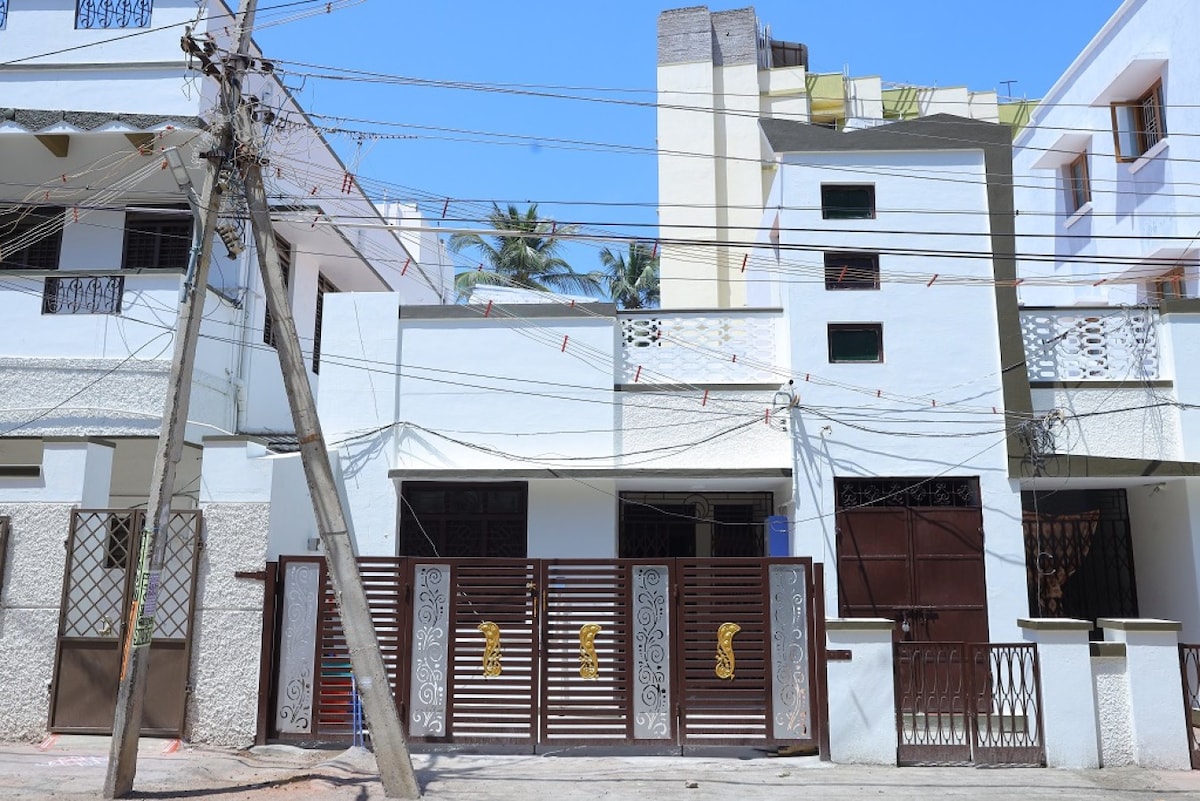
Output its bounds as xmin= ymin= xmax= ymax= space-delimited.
xmin=444 ymin=560 xmax=538 ymax=743
xmin=539 ymin=561 xmax=634 ymax=744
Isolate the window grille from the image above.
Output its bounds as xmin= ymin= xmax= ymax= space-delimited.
xmin=122 ymin=208 xmax=192 ymax=271
xmin=312 ymin=274 xmax=338 ymax=373
xmin=263 ymin=234 xmax=292 ymax=347
xmin=76 ymin=0 xmax=152 ymax=29
xmin=0 ymin=207 xmax=63 ymax=270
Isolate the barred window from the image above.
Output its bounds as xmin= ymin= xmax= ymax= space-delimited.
xmin=122 ymin=207 xmax=192 ymax=271
xmin=0 ymin=207 xmax=63 ymax=270
xmin=1111 ymin=80 xmax=1166 ymax=162
xmin=263 ymin=234 xmax=292 ymax=347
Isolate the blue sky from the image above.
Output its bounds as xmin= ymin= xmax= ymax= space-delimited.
xmin=258 ymin=0 xmax=1124 ymax=275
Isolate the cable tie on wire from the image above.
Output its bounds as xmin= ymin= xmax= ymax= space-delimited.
xmin=931 ymin=399 xmax=937 ymax=408
xmin=927 ymin=274 xmax=938 ymax=287
xmin=765 ymin=408 xmax=770 ymax=425
xmin=72 ymin=207 xmax=79 ymax=223
xmin=311 ymin=215 xmax=319 ymax=228
xmin=441 ymin=199 xmax=450 ymax=219
xmin=61 ymin=174 xmax=67 ymax=183
xmin=876 ymin=389 xmax=881 ymax=398
xmin=401 ymin=257 xmax=410 ymax=276
xmin=1093 ymin=278 xmax=1107 ymax=287
xmin=837 ymin=266 xmax=847 ymax=283
xmin=731 ymin=354 xmax=737 ymax=363
xmin=484 ymin=300 xmax=493 ymax=318
xmin=702 ymin=390 xmax=709 ymax=406
xmin=651 ymin=241 xmax=658 ymax=258
xmin=561 ymin=335 xmax=569 ymax=353
xmin=805 ymin=374 xmax=810 ymax=382
xmin=309 ymin=186 xmax=319 ymax=196
xmin=634 ymin=365 xmax=642 ymax=383
xmin=569 ymin=299 xmax=575 ymax=308
xmin=740 ymin=254 xmax=748 ymax=273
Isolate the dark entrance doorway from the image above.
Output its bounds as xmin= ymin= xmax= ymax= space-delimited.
xmin=835 ymin=478 xmax=988 ymax=643
xmin=617 ymin=492 xmax=773 ymax=558
xmin=1022 ymin=489 xmax=1138 ymax=637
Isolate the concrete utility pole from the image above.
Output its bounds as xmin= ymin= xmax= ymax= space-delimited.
xmin=229 ymin=8 xmax=421 ymax=800
xmin=103 ymin=4 xmax=257 ymax=798
xmin=234 ymin=109 xmax=421 ymax=801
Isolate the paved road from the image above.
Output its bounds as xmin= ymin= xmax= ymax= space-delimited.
xmin=2 ymin=736 xmax=1199 ymax=800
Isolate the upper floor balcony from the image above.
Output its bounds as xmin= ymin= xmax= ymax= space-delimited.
xmin=1020 ymin=306 xmax=1160 ymax=383
xmin=616 ymin=308 xmax=785 ymax=386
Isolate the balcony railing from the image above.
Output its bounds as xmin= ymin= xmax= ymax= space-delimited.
xmin=42 ymin=274 xmax=125 ymax=315
xmin=1020 ymin=306 xmax=1159 ymax=382
xmin=617 ymin=309 xmax=783 ymax=385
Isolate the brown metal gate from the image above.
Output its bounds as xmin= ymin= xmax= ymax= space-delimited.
xmin=895 ymin=642 xmax=1045 ymax=766
xmin=271 ymin=557 xmax=821 ymax=752
xmin=1181 ymin=644 xmax=1200 ymax=769
xmin=48 ymin=509 xmax=202 ymax=735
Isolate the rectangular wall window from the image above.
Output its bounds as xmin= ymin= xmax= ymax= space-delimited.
xmin=121 ymin=207 xmax=192 ymax=271
xmin=312 ymin=274 xmax=338 ymax=374
xmin=828 ymin=323 xmax=883 ymax=363
xmin=821 ymin=185 xmax=875 ymax=219
xmin=76 ymin=0 xmax=152 ymax=29
xmin=0 ymin=207 xmax=63 ymax=270
xmin=399 ymin=482 xmax=528 ymax=557
xmin=824 ymin=252 xmax=880 ymax=290
xmin=1111 ymin=79 xmax=1166 ymax=162
xmin=1149 ymin=267 xmax=1187 ymax=304
xmin=1064 ymin=153 xmax=1090 ymax=213
xmin=263 ymin=234 xmax=292 ymax=347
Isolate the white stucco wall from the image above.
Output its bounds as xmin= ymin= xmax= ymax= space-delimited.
xmin=1126 ymin=478 xmax=1200 ymax=640
xmin=527 ymin=479 xmax=617 ymax=558
xmin=1092 ymin=654 xmax=1135 ymax=767
xmin=1031 ymin=386 xmax=1182 ymax=461
xmin=0 ymin=439 xmax=114 ymax=740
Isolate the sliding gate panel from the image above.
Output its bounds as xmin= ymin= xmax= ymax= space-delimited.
xmin=443 ymin=560 xmax=538 ymax=743
xmin=674 ymin=558 xmax=816 ymax=747
xmin=537 ymin=561 xmax=676 ymax=744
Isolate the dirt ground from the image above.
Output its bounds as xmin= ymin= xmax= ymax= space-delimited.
xmin=3 ymin=736 xmax=1200 ymax=800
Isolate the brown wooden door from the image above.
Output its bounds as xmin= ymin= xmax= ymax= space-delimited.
xmin=836 ymin=506 xmax=988 ymax=643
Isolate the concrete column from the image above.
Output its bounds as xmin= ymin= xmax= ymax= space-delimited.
xmin=825 ymin=619 xmax=896 ymax=765
xmin=1099 ymin=618 xmax=1191 ymax=769
xmin=190 ymin=436 xmax=274 ymax=747
xmin=1018 ymin=618 xmax=1100 ymax=768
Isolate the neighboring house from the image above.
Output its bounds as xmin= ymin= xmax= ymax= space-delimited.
xmin=1011 ymin=0 xmax=1200 ymax=638
xmin=0 ymin=0 xmax=449 ymax=746
xmin=655 ymin=5 xmax=1034 ymax=309
xmin=743 ymin=115 xmax=1027 ymax=643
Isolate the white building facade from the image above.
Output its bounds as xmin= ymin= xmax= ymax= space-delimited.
xmin=0 ymin=0 xmax=449 ymax=747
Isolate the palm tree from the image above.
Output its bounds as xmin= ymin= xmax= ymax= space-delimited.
xmin=449 ymin=203 xmax=598 ymax=298
xmin=596 ymin=241 xmax=660 ymax=309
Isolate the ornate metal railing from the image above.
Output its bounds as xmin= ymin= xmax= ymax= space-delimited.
xmin=1181 ymin=644 xmax=1200 ymax=770
xmin=75 ymin=0 xmax=152 ymax=29
xmin=896 ymin=642 xmax=1044 ymax=767
xmin=617 ymin=310 xmax=782 ymax=385
xmin=41 ymin=274 xmax=125 ymax=315
xmin=1020 ymin=307 xmax=1159 ymax=382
